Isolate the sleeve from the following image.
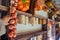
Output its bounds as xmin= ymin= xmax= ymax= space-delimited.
xmin=0 ymin=20 xmax=6 ymax=36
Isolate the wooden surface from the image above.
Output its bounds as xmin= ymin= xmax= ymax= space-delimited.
xmin=16 ymin=31 xmax=47 ymax=39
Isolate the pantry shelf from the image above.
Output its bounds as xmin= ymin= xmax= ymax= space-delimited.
xmin=17 ymin=10 xmax=32 ymax=17
xmin=16 ymin=31 xmax=47 ymax=39
xmin=17 ymin=10 xmax=48 ymax=19
xmin=0 ymin=5 xmax=8 ymax=11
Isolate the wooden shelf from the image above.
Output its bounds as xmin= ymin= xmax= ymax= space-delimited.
xmin=17 ymin=10 xmax=32 ymax=17
xmin=16 ymin=31 xmax=47 ymax=39
xmin=17 ymin=10 xmax=48 ymax=19
xmin=0 ymin=5 xmax=8 ymax=11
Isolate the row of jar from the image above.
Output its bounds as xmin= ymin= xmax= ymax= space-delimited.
xmin=17 ymin=15 xmax=47 ymax=26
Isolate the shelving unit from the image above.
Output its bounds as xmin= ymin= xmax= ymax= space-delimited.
xmin=16 ymin=10 xmax=48 ymax=37
xmin=0 ymin=0 xmax=60 ymax=40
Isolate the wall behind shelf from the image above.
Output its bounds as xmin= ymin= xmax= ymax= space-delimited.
xmin=16 ymin=23 xmax=42 ymax=35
